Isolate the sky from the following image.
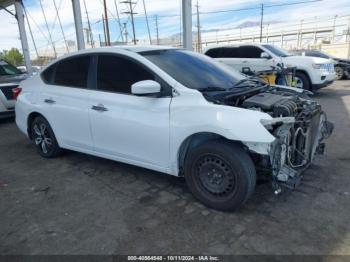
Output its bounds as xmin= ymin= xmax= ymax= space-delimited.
xmin=1 ymin=0 xmax=350 ymax=57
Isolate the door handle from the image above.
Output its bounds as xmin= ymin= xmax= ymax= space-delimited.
xmin=242 ymin=61 xmax=248 ymax=63
xmin=44 ymin=98 xmax=56 ymax=104
xmin=91 ymin=104 xmax=108 ymax=112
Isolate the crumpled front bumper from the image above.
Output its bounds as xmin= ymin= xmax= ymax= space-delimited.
xmin=268 ymin=112 xmax=334 ymax=191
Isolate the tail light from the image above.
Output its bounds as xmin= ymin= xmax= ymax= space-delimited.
xmin=12 ymin=87 xmax=22 ymax=100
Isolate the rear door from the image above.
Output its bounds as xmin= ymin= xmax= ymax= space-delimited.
xmin=207 ymin=47 xmax=244 ymax=71
xmin=211 ymin=46 xmax=274 ymax=73
xmin=39 ymin=55 xmax=93 ymax=151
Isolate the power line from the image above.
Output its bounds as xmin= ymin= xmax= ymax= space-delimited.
xmin=53 ymin=0 xmax=69 ymax=52
xmin=39 ymin=0 xmax=57 ymax=58
xmin=23 ymin=4 xmax=39 ymax=58
xmin=121 ymin=0 xmax=138 ymax=45
xmin=142 ymin=0 xmax=152 ymax=44
xmin=114 ymin=0 xmax=125 ymax=43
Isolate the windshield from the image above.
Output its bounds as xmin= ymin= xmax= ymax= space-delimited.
xmin=0 ymin=61 xmax=22 ymax=76
xmin=317 ymin=51 xmax=334 ymax=59
xmin=263 ymin=45 xmax=291 ymax=57
xmin=140 ymin=49 xmax=245 ymax=91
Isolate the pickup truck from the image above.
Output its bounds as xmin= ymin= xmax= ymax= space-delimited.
xmin=204 ymin=43 xmax=337 ymax=91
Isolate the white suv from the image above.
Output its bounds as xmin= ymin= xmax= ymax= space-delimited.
xmin=15 ymin=46 xmax=333 ymax=211
xmin=204 ymin=43 xmax=336 ymax=91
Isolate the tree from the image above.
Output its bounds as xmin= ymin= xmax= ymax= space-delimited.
xmin=0 ymin=48 xmax=24 ymax=66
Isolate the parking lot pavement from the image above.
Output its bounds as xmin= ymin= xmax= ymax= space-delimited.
xmin=1 ymin=81 xmax=350 ymax=255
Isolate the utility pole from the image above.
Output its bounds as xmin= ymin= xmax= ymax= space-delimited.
xmin=121 ymin=0 xmax=137 ymax=45
xmin=82 ymin=0 xmax=94 ymax=47
xmin=259 ymin=3 xmax=264 ymax=43
xmin=182 ymin=0 xmax=192 ymax=50
xmin=298 ymin=19 xmax=304 ymax=48
xmin=39 ymin=0 xmax=57 ymax=57
xmin=102 ymin=14 xmax=107 ymax=46
xmin=123 ymin=22 xmax=128 ymax=43
xmin=332 ymin=15 xmax=338 ymax=42
xmin=71 ymin=0 xmax=85 ymax=50
xmin=53 ymin=0 xmax=70 ymax=52
xmin=155 ymin=15 xmax=159 ymax=45
xmin=114 ymin=0 xmax=124 ymax=43
xmin=103 ymin=0 xmax=111 ymax=46
xmin=195 ymin=0 xmax=201 ymax=52
xmin=14 ymin=0 xmax=32 ymax=75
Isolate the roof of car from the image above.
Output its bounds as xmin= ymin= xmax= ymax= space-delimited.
xmin=63 ymin=45 xmax=176 ymax=56
xmin=203 ymin=42 xmax=271 ymax=51
xmin=42 ymin=45 xmax=178 ymax=70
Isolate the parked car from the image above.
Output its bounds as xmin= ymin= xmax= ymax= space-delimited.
xmin=15 ymin=46 xmax=333 ymax=211
xmin=17 ymin=65 xmax=42 ymax=74
xmin=204 ymin=43 xmax=336 ymax=91
xmin=291 ymin=49 xmax=350 ymax=80
xmin=0 ymin=60 xmax=27 ymax=118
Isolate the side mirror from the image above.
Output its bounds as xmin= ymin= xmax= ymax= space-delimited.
xmin=261 ymin=52 xmax=271 ymax=59
xmin=131 ymin=80 xmax=161 ymax=96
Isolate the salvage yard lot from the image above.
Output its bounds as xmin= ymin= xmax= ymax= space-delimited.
xmin=1 ymin=81 xmax=350 ymax=255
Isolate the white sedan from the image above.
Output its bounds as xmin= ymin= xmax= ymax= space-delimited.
xmin=15 ymin=46 xmax=333 ymax=211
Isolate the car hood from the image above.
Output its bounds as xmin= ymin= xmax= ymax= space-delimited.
xmin=282 ymin=55 xmax=333 ymax=65
xmin=0 ymin=73 xmax=28 ymax=84
xmin=333 ymin=58 xmax=350 ymax=65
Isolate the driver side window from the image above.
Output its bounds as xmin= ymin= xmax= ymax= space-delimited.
xmin=97 ymin=55 xmax=155 ymax=94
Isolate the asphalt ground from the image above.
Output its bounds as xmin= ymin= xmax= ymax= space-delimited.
xmin=1 ymin=80 xmax=350 ymax=255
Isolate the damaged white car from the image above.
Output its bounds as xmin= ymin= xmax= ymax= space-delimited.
xmin=15 ymin=47 xmax=333 ymax=211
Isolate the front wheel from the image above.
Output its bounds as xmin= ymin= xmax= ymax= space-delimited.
xmin=295 ymin=72 xmax=311 ymax=90
xmin=335 ymin=66 xmax=344 ymax=80
xmin=184 ymin=140 xmax=256 ymax=211
xmin=31 ymin=116 xmax=62 ymax=158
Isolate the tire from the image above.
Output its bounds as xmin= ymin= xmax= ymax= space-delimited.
xmin=184 ymin=140 xmax=256 ymax=211
xmin=335 ymin=66 xmax=344 ymax=80
xmin=295 ymin=72 xmax=311 ymax=90
xmin=30 ymin=116 xmax=62 ymax=158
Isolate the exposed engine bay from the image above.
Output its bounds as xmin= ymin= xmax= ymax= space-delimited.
xmin=202 ymin=85 xmax=334 ymax=192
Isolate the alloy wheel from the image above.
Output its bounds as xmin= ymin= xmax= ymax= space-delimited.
xmin=294 ymin=76 xmax=304 ymax=89
xmin=33 ymin=122 xmax=53 ymax=154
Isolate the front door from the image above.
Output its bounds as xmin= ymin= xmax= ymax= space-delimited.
xmin=89 ymin=54 xmax=171 ymax=171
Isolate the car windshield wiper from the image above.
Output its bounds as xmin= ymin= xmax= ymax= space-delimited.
xmin=198 ymin=86 xmax=227 ymax=92
xmin=232 ymin=77 xmax=267 ymax=88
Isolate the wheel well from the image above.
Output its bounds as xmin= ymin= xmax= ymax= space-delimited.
xmin=296 ymin=70 xmax=311 ymax=85
xmin=27 ymin=112 xmax=43 ymax=139
xmin=177 ymin=132 xmax=245 ymax=176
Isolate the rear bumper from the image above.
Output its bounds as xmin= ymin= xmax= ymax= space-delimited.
xmin=0 ymin=109 xmax=15 ymax=119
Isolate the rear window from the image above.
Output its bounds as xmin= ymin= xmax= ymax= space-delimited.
xmin=41 ymin=56 xmax=90 ymax=88
xmin=41 ymin=65 xmax=55 ymax=83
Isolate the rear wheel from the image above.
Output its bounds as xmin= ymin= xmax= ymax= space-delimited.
xmin=295 ymin=72 xmax=311 ymax=90
xmin=335 ymin=66 xmax=344 ymax=80
xmin=184 ymin=140 xmax=256 ymax=211
xmin=30 ymin=116 xmax=62 ymax=158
